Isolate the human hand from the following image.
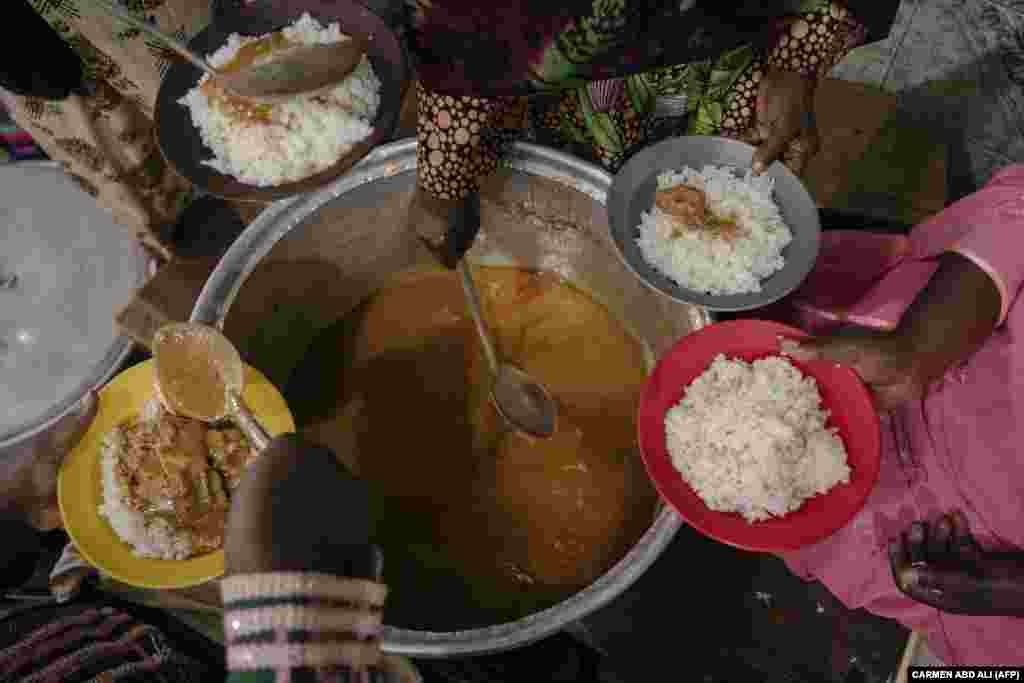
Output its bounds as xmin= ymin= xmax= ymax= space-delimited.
xmin=782 ymin=331 xmax=927 ymax=414
xmin=0 ymin=391 xmax=97 ymax=530
xmin=407 ymin=187 xmax=481 ymax=269
xmin=888 ymin=513 xmax=1024 ymax=617
xmin=745 ymin=68 xmax=820 ymax=176
xmin=225 ymin=433 xmax=379 ymax=580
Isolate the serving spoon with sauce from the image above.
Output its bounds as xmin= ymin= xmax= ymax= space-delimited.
xmin=89 ymin=0 xmax=368 ymax=102
xmin=457 ymin=261 xmax=558 ymax=440
xmin=421 ymin=192 xmax=558 ymax=439
xmin=152 ymin=322 xmax=271 ymax=452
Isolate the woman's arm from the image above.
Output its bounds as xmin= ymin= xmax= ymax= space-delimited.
xmin=409 ymin=83 xmax=526 ymax=266
xmin=414 ymin=83 xmax=526 ymax=202
xmin=406 ymin=1 xmax=901 ymax=260
xmin=892 ymin=252 xmax=1001 ymax=389
xmin=726 ymin=0 xmax=897 ymax=158
xmin=788 ymin=253 xmax=1000 ymax=412
xmin=223 ymin=435 xmax=387 ymax=681
xmin=785 ymin=167 xmax=1024 ymax=412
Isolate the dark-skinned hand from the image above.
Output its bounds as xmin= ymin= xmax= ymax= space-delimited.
xmin=225 ymin=433 xmax=379 ymax=580
xmin=889 ymin=512 xmax=1024 ymax=617
xmin=745 ymin=68 xmax=820 ymax=177
xmin=782 ymin=331 xmax=928 ymax=414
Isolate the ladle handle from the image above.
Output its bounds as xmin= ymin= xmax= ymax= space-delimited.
xmin=227 ymin=391 xmax=272 ymax=452
xmin=458 ymin=262 xmax=500 ymax=376
xmin=87 ymin=0 xmax=216 ymax=77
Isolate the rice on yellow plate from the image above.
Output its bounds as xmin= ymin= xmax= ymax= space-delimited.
xmin=58 ymin=360 xmax=294 ymax=590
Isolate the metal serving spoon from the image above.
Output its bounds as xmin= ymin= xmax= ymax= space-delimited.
xmin=152 ymin=322 xmax=271 ymax=451
xmin=90 ymin=0 xmax=367 ymax=102
xmin=457 ymin=262 xmax=558 ymax=439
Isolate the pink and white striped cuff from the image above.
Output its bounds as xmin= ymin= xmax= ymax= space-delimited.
xmin=222 ymin=572 xmax=387 ymax=673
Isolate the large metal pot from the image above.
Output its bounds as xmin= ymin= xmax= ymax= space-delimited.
xmin=191 ymin=139 xmax=710 ymax=657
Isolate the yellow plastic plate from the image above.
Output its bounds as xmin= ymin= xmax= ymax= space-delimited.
xmin=58 ymin=359 xmax=295 ymax=589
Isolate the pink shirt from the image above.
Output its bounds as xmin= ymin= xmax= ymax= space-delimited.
xmin=782 ymin=165 xmax=1024 ymax=665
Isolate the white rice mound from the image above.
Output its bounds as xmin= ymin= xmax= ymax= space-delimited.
xmin=665 ymin=354 xmax=850 ymax=523
xmin=97 ymin=401 xmax=193 ymax=560
xmin=178 ymin=13 xmax=381 ymax=186
xmin=636 ymin=165 xmax=793 ymax=295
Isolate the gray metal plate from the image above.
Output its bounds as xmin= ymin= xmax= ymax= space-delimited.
xmin=607 ymin=136 xmax=821 ymax=312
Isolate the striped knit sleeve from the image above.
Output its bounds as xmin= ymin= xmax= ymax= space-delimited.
xmin=222 ymin=572 xmax=389 ymax=683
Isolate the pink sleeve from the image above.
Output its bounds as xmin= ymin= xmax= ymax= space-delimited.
xmin=908 ymin=165 xmax=1024 ymax=326
xmin=946 ymin=166 xmax=1024 ymax=326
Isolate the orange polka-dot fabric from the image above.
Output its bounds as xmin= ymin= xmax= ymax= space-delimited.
xmin=416 ymin=83 xmax=525 ymax=200
xmin=766 ymin=2 xmax=863 ymax=78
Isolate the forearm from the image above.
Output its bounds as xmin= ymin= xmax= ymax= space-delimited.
xmin=894 ymin=252 xmax=1001 ymax=384
xmin=222 ymin=435 xmax=388 ymax=681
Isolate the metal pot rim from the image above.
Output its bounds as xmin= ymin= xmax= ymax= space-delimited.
xmin=190 ymin=139 xmax=694 ymax=657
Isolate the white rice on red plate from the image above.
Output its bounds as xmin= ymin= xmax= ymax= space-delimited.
xmin=179 ymin=13 xmax=381 ymax=186
xmin=665 ymin=354 xmax=850 ymax=523
xmin=637 ymin=165 xmax=793 ymax=295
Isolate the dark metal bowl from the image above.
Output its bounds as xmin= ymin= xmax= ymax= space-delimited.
xmin=155 ymin=0 xmax=408 ymax=202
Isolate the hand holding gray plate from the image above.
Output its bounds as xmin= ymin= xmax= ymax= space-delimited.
xmin=607 ymin=136 xmax=820 ymax=312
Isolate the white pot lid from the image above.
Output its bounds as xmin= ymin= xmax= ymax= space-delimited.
xmin=1 ymin=163 xmax=148 ymax=446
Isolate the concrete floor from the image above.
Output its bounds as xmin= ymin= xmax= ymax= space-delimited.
xmin=575 ymin=528 xmax=907 ymax=683
xmin=832 ymin=0 xmax=1024 ymax=201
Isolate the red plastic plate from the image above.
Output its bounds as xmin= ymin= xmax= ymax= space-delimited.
xmin=637 ymin=320 xmax=881 ymax=553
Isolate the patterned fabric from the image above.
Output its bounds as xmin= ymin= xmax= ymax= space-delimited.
xmin=0 ymin=604 xmax=209 ymax=682
xmin=223 ymin=573 xmax=392 ymax=683
xmin=3 ymin=0 xmax=208 ymax=258
xmin=415 ymin=1 xmax=877 ymax=198
xmin=416 ymin=83 xmax=524 ymax=201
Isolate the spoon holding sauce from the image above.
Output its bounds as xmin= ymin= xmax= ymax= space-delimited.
xmin=152 ymin=322 xmax=271 ymax=451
